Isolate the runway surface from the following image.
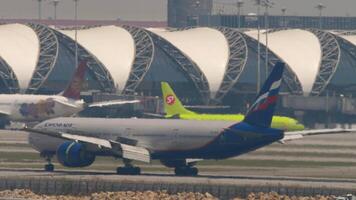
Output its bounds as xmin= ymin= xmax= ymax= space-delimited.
xmin=0 ymin=168 xmax=356 ymax=190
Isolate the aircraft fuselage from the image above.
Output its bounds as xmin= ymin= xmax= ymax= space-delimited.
xmin=0 ymin=94 xmax=84 ymax=122
xmin=29 ymin=117 xmax=284 ymax=160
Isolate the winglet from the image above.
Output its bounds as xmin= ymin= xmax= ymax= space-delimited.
xmin=161 ymin=82 xmax=194 ymax=116
xmin=62 ymin=61 xmax=88 ymax=100
xmin=243 ymin=62 xmax=285 ymax=128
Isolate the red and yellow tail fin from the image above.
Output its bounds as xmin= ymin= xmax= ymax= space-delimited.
xmin=62 ymin=61 xmax=87 ymax=100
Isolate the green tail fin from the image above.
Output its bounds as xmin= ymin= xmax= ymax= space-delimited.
xmin=161 ymin=82 xmax=194 ymax=116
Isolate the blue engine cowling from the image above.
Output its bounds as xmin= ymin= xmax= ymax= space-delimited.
xmin=56 ymin=141 xmax=95 ymax=167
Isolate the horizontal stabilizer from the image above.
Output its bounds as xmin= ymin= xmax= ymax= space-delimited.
xmin=53 ymin=99 xmax=82 ymax=108
xmin=0 ymin=110 xmax=10 ymax=117
xmin=279 ymin=134 xmax=303 ymax=143
xmin=280 ymin=128 xmax=355 ymax=143
xmin=142 ymin=112 xmax=166 ymax=119
xmin=88 ymin=100 xmax=140 ymax=108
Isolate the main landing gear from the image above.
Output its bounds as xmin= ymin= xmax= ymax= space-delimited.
xmin=116 ymin=159 xmax=141 ymax=175
xmin=174 ymin=166 xmax=199 ymax=176
xmin=161 ymin=159 xmax=199 ymax=176
xmin=41 ymin=152 xmax=54 ymax=172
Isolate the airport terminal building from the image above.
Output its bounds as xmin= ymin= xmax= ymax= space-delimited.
xmin=1 ymin=22 xmax=356 ymax=125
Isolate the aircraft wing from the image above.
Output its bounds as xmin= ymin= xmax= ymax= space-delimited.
xmin=281 ymin=128 xmax=355 ymax=143
xmin=0 ymin=110 xmax=10 ymax=117
xmin=23 ymin=127 xmax=151 ymax=163
xmin=142 ymin=112 xmax=166 ymax=119
xmin=88 ymin=100 xmax=140 ymax=108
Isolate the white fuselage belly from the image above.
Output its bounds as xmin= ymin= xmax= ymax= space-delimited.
xmin=0 ymin=94 xmax=83 ymax=122
xmin=29 ymin=118 xmax=236 ymax=153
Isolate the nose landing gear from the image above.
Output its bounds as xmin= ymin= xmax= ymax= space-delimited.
xmin=41 ymin=152 xmax=55 ymax=172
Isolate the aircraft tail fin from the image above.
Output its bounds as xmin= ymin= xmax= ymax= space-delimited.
xmin=62 ymin=61 xmax=87 ymax=100
xmin=161 ymin=82 xmax=194 ymax=116
xmin=243 ymin=62 xmax=285 ymax=128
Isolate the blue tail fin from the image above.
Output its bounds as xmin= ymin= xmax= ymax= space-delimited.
xmin=243 ymin=62 xmax=285 ymax=128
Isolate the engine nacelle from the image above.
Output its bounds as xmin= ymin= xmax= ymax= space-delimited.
xmin=56 ymin=141 xmax=95 ymax=167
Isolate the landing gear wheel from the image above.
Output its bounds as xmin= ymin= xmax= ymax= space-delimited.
xmin=190 ymin=167 xmax=198 ymax=176
xmin=41 ymin=152 xmax=55 ymax=172
xmin=44 ymin=164 xmax=54 ymax=172
xmin=174 ymin=167 xmax=198 ymax=176
xmin=116 ymin=167 xmax=141 ymax=175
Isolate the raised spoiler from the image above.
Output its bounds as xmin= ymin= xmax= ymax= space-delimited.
xmin=88 ymin=100 xmax=140 ymax=108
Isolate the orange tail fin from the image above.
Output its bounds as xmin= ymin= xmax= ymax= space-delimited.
xmin=62 ymin=61 xmax=87 ymax=100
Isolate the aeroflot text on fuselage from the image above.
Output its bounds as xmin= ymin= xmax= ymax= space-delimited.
xmin=44 ymin=123 xmax=74 ymax=128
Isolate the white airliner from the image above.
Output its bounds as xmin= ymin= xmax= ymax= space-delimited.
xmin=24 ymin=62 xmax=354 ymax=176
xmin=0 ymin=61 xmax=139 ymax=128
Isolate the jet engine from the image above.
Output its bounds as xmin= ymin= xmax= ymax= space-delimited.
xmin=56 ymin=141 xmax=95 ymax=167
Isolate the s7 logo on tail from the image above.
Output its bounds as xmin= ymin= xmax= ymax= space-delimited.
xmin=166 ymin=95 xmax=176 ymax=105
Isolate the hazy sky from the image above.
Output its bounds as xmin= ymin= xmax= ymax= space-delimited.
xmin=219 ymin=0 xmax=356 ymax=17
xmin=0 ymin=0 xmax=355 ymax=21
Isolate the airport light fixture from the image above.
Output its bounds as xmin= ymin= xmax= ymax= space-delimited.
xmin=236 ymin=0 xmax=244 ymax=28
xmin=193 ymin=1 xmax=200 ymax=26
xmin=263 ymin=0 xmax=274 ymax=79
xmin=51 ymin=0 xmax=60 ymax=21
xmin=74 ymin=0 xmax=79 ymax=70
xmin=315 ymin=3 xmax=326 ymax=29
xmin=253 ymin=0 xmax=263 ymax=93
xmin=253 ymin=0 xmax=274 ymax=92
xmin=281 ymin=7 xmax=287 ymax=27
xmin=37 ymin=0 xmax=43 ymax=20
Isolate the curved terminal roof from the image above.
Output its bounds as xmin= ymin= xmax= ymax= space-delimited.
xmin=1 ymin=23 xmax=354 ymax=99
xmin=59 ymin=26 xmax=135 ymax=91
xmin=149 ymin=27 xmax=229 ymax=93
xmin=336 ymin=34 xmax=356 ymax=45
xmin=0 ymin=23 xmax=39 ymax=90
xmin=245 ymin=29 xmax=322 ymax=96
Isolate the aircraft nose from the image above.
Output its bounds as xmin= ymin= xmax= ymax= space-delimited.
xmin=28 ymin=133 xmax=64 ymax=153
xmin=28 ymin=133 xmax=41 ymax=151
